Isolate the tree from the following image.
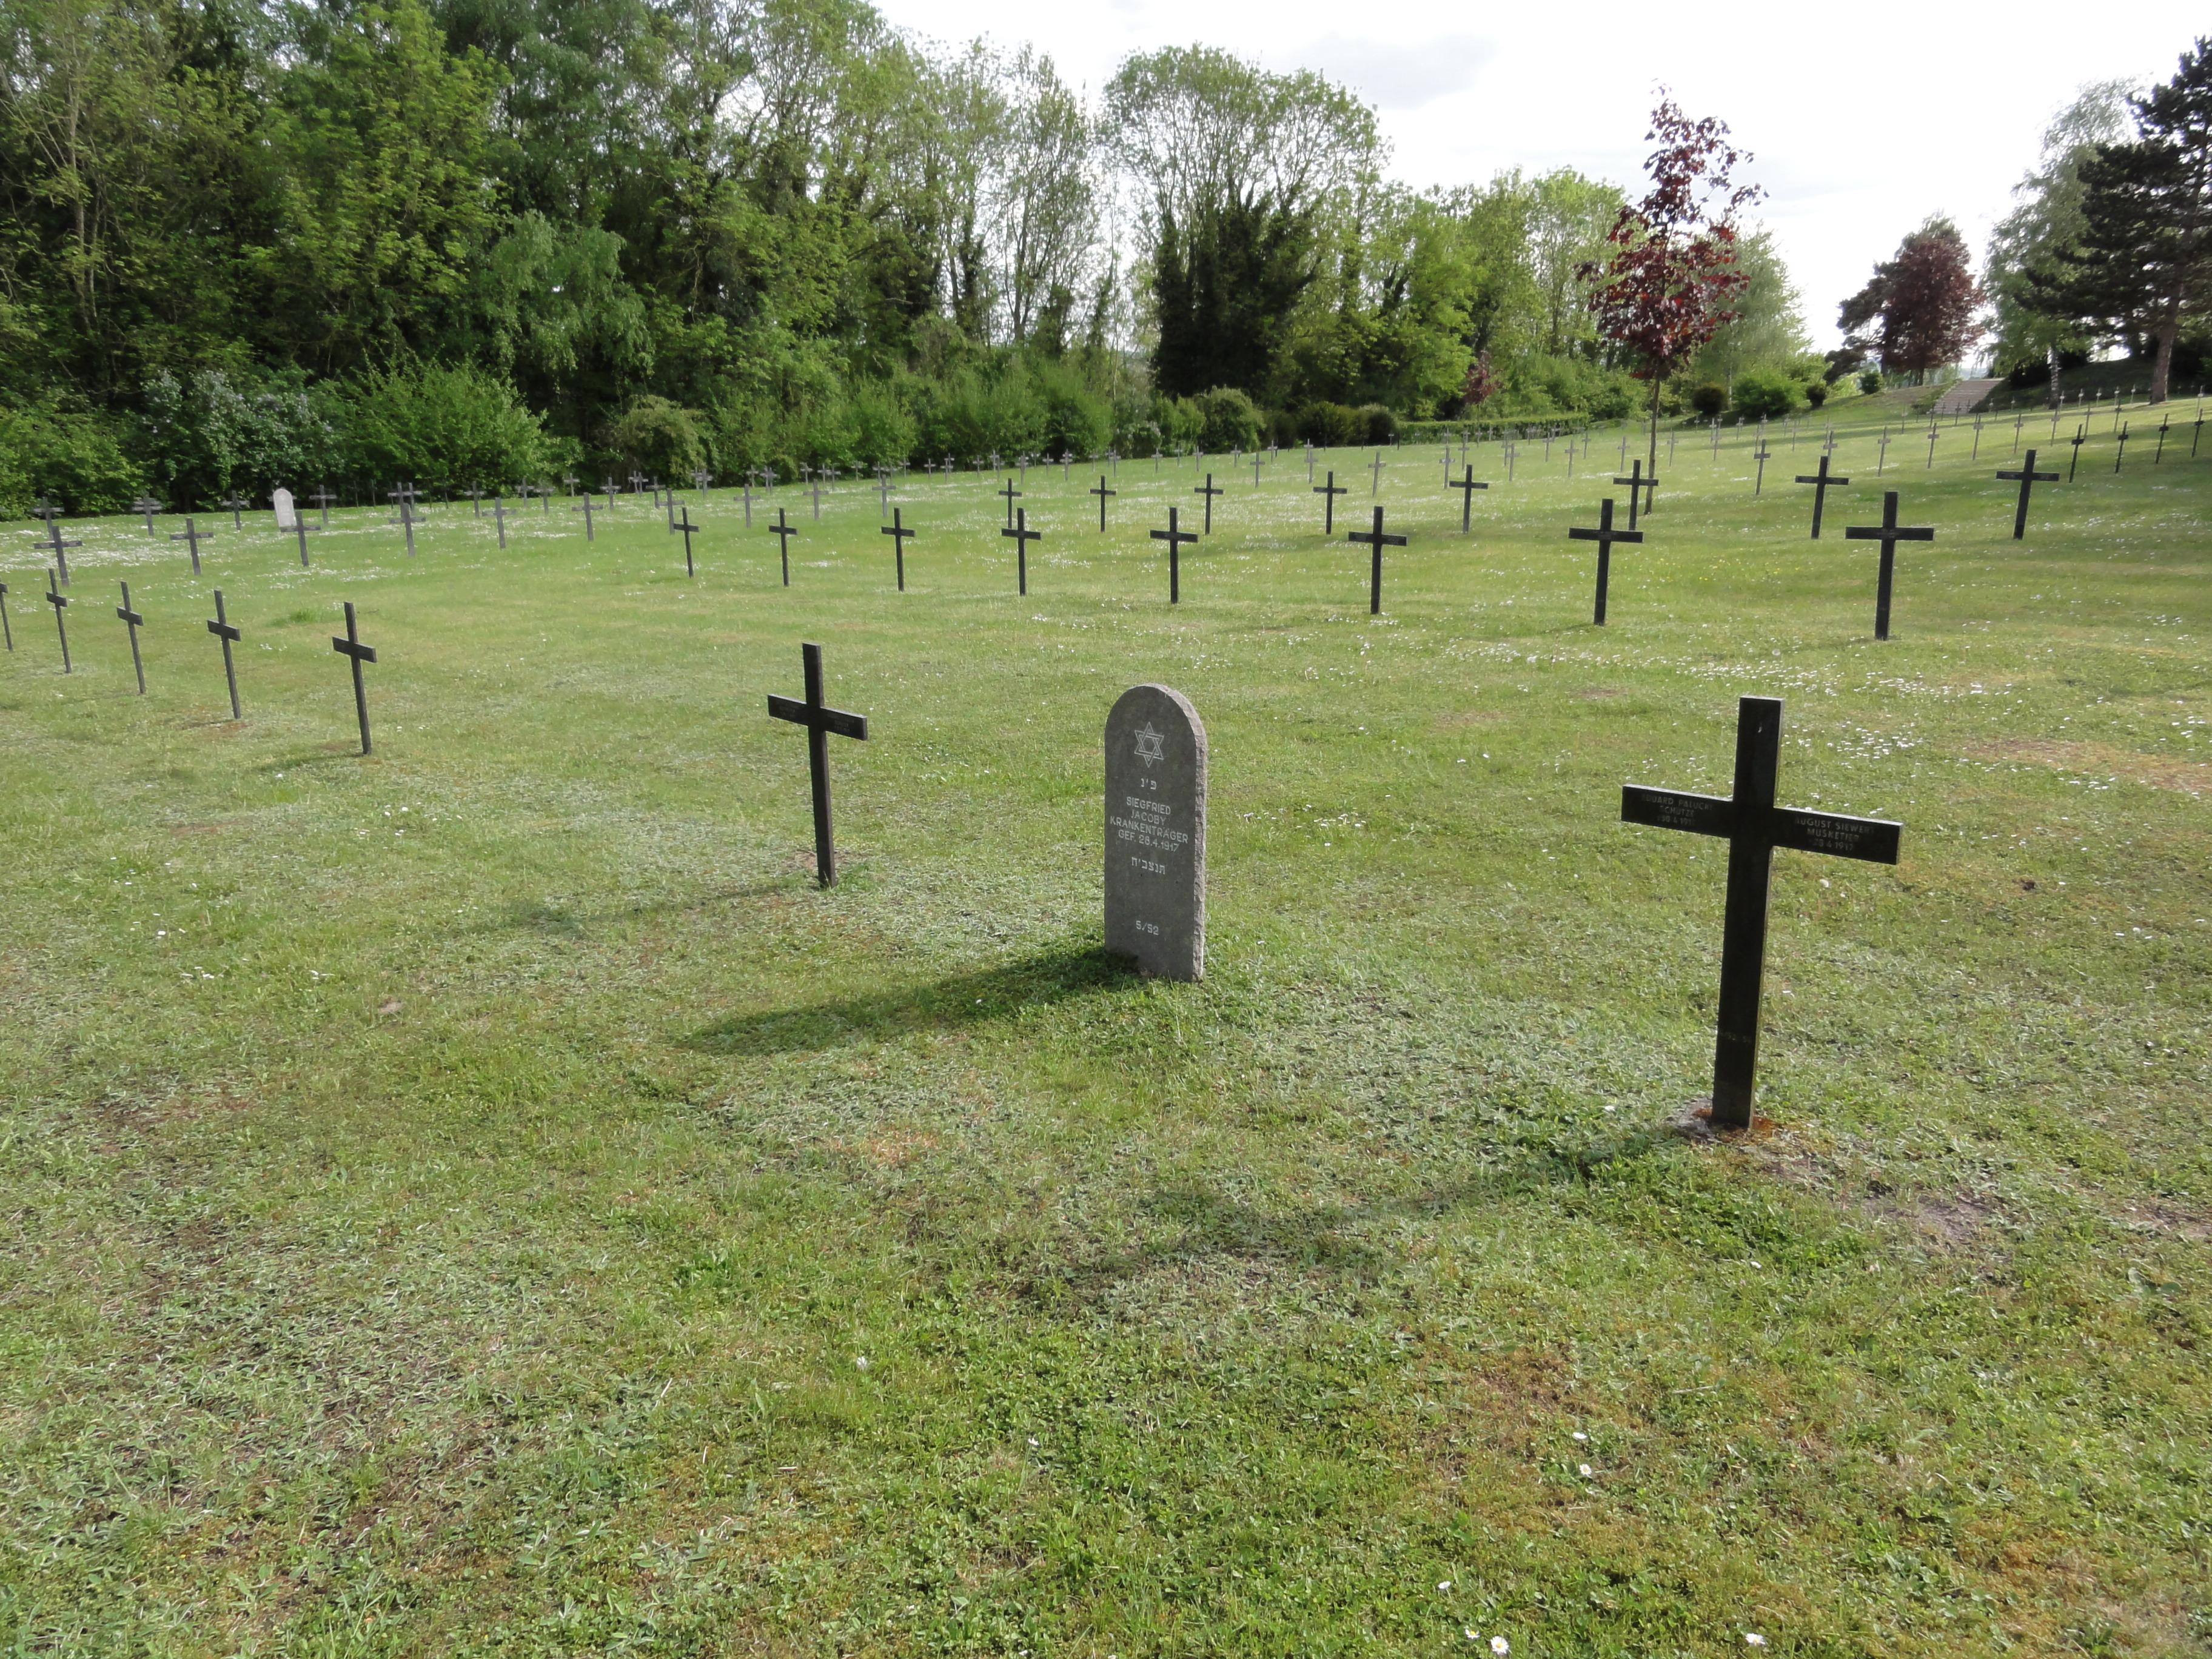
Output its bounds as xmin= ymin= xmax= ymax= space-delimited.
xmin=2028 ymin=39 xmax=2212 ymax=404
xmin=1580 ymin=94 xmax=1760 ymax=482
xmin=1150 ymin=184 xmax=1316 ymax=398
xmin=1681 ymin=228 xmax=1809 ymax=393
xmin=1837 ymin=218 xmax=1981 ymax=384
xmin=1984 ymin=82 xmax=2135 ymax=381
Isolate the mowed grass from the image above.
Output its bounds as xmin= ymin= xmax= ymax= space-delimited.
xmin=1 ymin=404 xmax=2207 ymax=1657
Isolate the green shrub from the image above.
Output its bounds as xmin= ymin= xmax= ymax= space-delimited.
xmin=1355 ymin=403 xmax=1398 ymax=446
xmin=1731 ymin=368 xmax=1799 ymax=419
xmin=1803 ymin=380 xmax=1829 ymax=409
xmin=1858 ymin=369 xmax=1885 ymax=395
xmin=1689 ymin=383 xmax=1728 ymax=419
xmin=341 ymin=361 xmax=551 ymax=491
xmin=139 ymin=368 xmax=340 ymax=508
xmin=1195 ymin=386 xmax=1262 ymax=452
xmin=1296 ymin=401 xmax=1362 ymax=447
xmin=0 ymin=401 xmax=140 ymax=517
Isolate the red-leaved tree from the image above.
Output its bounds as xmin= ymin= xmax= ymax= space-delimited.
xmin=1461 ymin=349 xmax=1497 ymax=411
xmin=1581 ymin=95 xmax=1763 ymax=486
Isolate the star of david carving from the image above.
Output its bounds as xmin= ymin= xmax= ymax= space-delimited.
xmin=1133 ymin=722 xmax=1165 ymax=767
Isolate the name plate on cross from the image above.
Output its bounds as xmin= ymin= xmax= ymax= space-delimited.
xmin=1104 ymin=685 xmax=1207 ymax=980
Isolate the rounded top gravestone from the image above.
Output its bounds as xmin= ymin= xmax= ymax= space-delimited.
xmin=1104 ymin=683 xmax=1207 ymax=980
xmin=272 ymin=487 xmax=297 ymax=530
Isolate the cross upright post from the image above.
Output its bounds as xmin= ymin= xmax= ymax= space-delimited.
xmin=2068 ymin=424 xmax=2088 ymax=481
xmin=1091 ymin=474 xmax=1116 ymax=530
xmin=46 ymin=567 xmax=71 ymax=672
xmin=1369 ymin=450 xmax=1384 ymax=495
xmin=290 ymin=517 xmax=317 ymax=567
xmin=1996 ymin=449 xmax=2059 ymax=539
xmin=332 ymin=600 xmax=377 ymax=754
xmin=810 ymin=473 xmax=825 ymax=520
xmin=1621 ymin=695 xmax=1902 ymax=1130
xmin=389 ymin=489 xmax=418 ymax=556
xmin=0 ymin=579 xmax=12 ymax=652
xmin=770 ymin=508 xmax=797 ymax=585
xmin=882 ymin=508 xmax=914 ymax=590
xmin=1752 ymin=440 xmax=1774 ymax=495
xmin=170 ymin=516 xmax=214 ymax=572
xmin=1193 ymin=472 xmax=1222 ymax=534
xmin=133 ymin=494 xmax=163 ymax=535
xmin=207 ymin=588 xmax=243 ymax=719
xmin=1002 ymin=508 xmax=1042 ymax=595
xmin=1875 ymin=427 xmax=1891 ymax=476
xmin=1252 ymin=451 xmax=1263 ymax=489
xmin=1451 ymin=466 xmax=1490 ymax=532
xmin=2154 ymin=417 xmax=2170 ymax=464
xmin=572 ymin=489 xmax=596 ymax=542
xmin=1971 ymin=414 xmax=1984 ymax=459
xmin=493 ymin=494 xmax=508 ymax=549
xmin=43 ymin=516 xmax=82 ymax=584
xmin=1843 ymin=491 xmax=1936 ymax=640
xmin=1793 ymin=453 xmax=1850 ymax=538
xmin=116 ymin=581 xmax=146 ymax=693
xmin=1568 ymin=498 xmax=1643 ymax=626
xmin=306 ymin=486 xmax=334 ymax=529
xmin=468 ymin=484 xmax=484 ymax=517
xmin=768 ymin=642 xmax=869 ymax=886
xmin=1151 ymin=506 xmax=1198 ymax=604
xmin=675 ymin=506 xmax=700 ymax=577
xmin=876 ymin=466 xmax=892 ymax=518
xmin=999 ymin=476 xmax=1022 ymax=528
xmin=695 ymin=468 xmax=713 ymax=500
xmin=2113 ymin=422 xmax=2130 ymax=473
xmin=218 ymin=491 xmax=250 ymax=531
xmin=1924 ymin=425 xmax=1939 ymax=469
xmin=740 ymin=477 xmax=755 ymax=528
xmin=1313 ymin=469 xmax=1347 ymax=534
xmin=1347 ymin=506 xmax=1406 ymax=616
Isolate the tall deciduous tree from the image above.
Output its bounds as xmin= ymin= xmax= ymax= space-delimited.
xmin=1580 ymin=95 xmax=1760 ymax=479
xmin=1984 ymin=82 xmax=2134 ymax=381
xmin=2028 ymin=39 xmax=2212 ymax=404
xmin=1838 ymin=218 xmax=1981 ymax=384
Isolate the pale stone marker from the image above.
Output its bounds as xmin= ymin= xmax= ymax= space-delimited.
xmin=272 ymin=487 xmax=297 ymax=530
xmin=1104 ymin=683 xmax=1207 ymax=980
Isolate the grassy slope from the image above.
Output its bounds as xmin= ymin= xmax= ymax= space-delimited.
xmin=1 ymin=407 xmax=2206 ymax=1657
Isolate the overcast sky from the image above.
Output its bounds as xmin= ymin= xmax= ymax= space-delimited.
xmin=874 ymin=0 xmax=2203 ymax=350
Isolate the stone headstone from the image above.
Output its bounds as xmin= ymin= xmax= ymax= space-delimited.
xmin=273 ymin=487 xmax=297 ymax=530
xmin=1104 ymin=683 xmax=1207 ymax=980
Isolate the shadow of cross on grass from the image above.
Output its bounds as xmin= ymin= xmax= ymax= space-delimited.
xmin=680 ymin=942 xmax=1138 ymax=1056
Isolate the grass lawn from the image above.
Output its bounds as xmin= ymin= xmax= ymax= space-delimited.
xmin=2 ymin=402 xmax=2207 ymax=1657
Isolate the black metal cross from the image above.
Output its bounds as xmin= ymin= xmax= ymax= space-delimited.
xmin=2154 ymin=417 xmax=2170 ymax=464
xmin=493 ymin=494 xmax=508 ymax=549
xmin=170 ymin=515 xmax=215 ymax=573
xmin=675 ymin=506 xmax=700 ymax=577
xmin=809 ymin=473 xmax=826 ymax=520
xmin=0 ymin=578 xmax=12 ymax=652
xmin=116 ymin=580 xmax=146 ymax=693
xmin=1996 ymin=449 xmax=2059 ymax=539
xmin=1151 ymin=506 xmax=1197 ymax=604
xmin=390 ymin=489 xmax=418 ymax=556
xmin=1568 ymin=498 xmax=1642 ymax=626
xmin=43 ymin=516 xmax=81 ymax=584
xmin=332 ymin=600 xmax=378 ymax=754
xmin=1252 ymin=450 xmax=1264 ymax=488
xmin=695 ymin=468 xmax=714 ymax=498
xmin=877 ymin=466 xmax=893 ymax=518
xmin=207 ymin=588 xmax=242 ymax=719
xmin=1621 ymin=694 xmax=1902 ymax=1131
xmin=1347 ymin=506 xmax=1406 ymax=615
xmin=572 ymin=489 xmax=597 ymax=542
xmin=132 ymin=494 xmax=163 ymax=535
xmin=1794 ymin=453 xmax=1850 ymax=539
xmin=767 ymin=642 xmax=868 ymax=887
xmin=882 ymin=508 xmax=914 ymax=590
xmin=290 ymin=516 xmax=317 ymax=568
xmin=1313 ymin=469 xmax=1347 ymax=534
xmin=2068 ymin=424 xmax=2088 ymax=481
xmin=999 ymin=476 xmax=1022 ymax=528
xmin=1924 ymin=425 xmax=1939 ymax=469
xmin=770 ymin=508 xmax=798 ymax=586
xmin=1091 ymin=474 xmax=1116 ymax=530
xmin=1610 ymin=459 xmax=1658 ymax=529
xmin=46 ymin=566 xmax=71 ymax=672
xmin=1002 ymin=507 xmax=1042 ymax=595
xmin=1369 ymin=450 xmax=1385 ymax=495
xmin=310 ymin=486 xmax=336 ymax=528
xmin=2113 ymin=422 xmax=2130 ymax=474
xmin=1875 ymin=427 xmax=1892 ymax=476
xmin=1843 ymin=491 xmax=1936 ymax=640
xmin=218 ymin=492 xmax=250 ymax=530
xmin=1752 ymin=440 xmax=1774 ymax=495
xmin=1193 ymin=472 xmax=1222 ymax=534
xmin=1450 ymin=466 xmax=1490 ymax=532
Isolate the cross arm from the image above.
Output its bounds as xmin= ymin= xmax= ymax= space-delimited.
xmin=207 ymin=620 xmax=240 ymax=640
xmin=1767 ymin=807 xmax=1900 ymax=863
xmin=1621 ymin=786 xmax=1732 ymax=837
xmin=333 ymin=637 xmax=378 ymax=662
xmin=768 ymin=694 xmax=868 ymax=740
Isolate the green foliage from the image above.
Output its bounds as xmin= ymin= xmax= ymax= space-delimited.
xmin=607 ymin=397 xmax=705 ymax=481
xmin=339 ymin=361 xmax=551 ymax=490
xmin=0 ymin=401 xmax=139 ymax=517
xmin=1731 ymin=367 xmax=1800 ymax=418
xmin=1689 ymin=383 xmax=1728 ymax=418
xmin=1859 ymin=369 xmax=1885 ymax=394
xmin=139 ymin=369 xmax=338 ymax=506
xmin=1194 ymin=387 xmax=1262 ymax=451
xmin=1354 ymin=403 xmax=1398 ymax=445
xmin=1803 ymin=379 xmax=1829 ymax=409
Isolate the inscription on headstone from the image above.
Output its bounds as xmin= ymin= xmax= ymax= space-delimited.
xmin=1104 ymin=684 xmax=1207 ymax=981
